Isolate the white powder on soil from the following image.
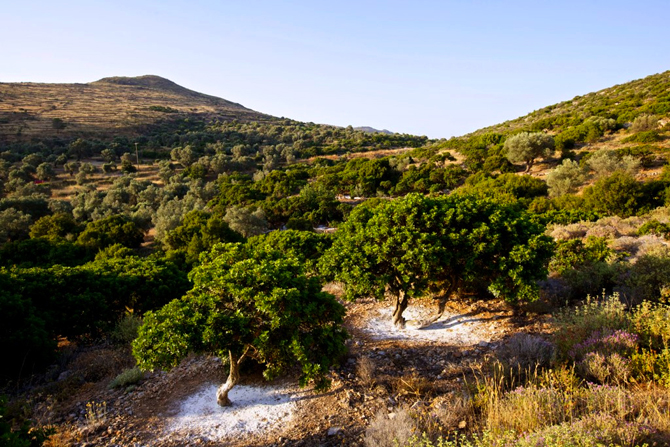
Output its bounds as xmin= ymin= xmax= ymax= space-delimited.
xmin=364 ymin=305 xmax=490 ymax=345
xmin=166 ymin=383 xmax=297 ymax=440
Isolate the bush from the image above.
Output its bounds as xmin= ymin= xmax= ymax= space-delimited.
xmin=553 ymin=294 xmax=629 ymax=360
xmin=108 ymin=367 xmax=143 ymax=390
xmin=110 ymin=313 xmax=142 ymax=345
xmin=622 ymin=130 xmax=662 ymax=143
xmin=583 ymin=171 xmax=642 ymax=218
xmin=495 ymin=333 xmax=554 ymax=372
xmin=545 ymin=159 xmax=586 ymax=197
xmin=638 ymin=219 xmax=670 ymax=238
xmin=631 ymin=114 xmax=658 ymax=132
xmin=365 ymin=408 xmax=416 ymax=447
xmin=0 ymin=396 xmax=53 ymax=446
xmin=569 ymin=330 xmax=638 ymax=384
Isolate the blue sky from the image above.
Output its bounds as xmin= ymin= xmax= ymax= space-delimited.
xmin=2 ymin=1 xmax=669 ymax=138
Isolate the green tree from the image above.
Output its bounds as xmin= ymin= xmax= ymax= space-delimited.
xmin=100 ymin=149 xmax=117 ymax=163
xmin=29 ymin=213 xmax=80 ymax=240
xmin=63 ymin=161 xmax=81 ymax=177
xmin=164 ymin=210 xmax=243 ymax=264
xmin=223 ymin=206 xmax=268 ymax=237
xmin=52 ymin=117 xmax=67 ymax=133
xmin=246 ymin=230 xmax=332 ymax=276
xmin=546 ymin=159 xmax=587 ymax=197
xmin=35 ymin=163 xmax=56 ymax=181
xmin=77 ymin=215 xmax=144 ymax=251
xmin=322 ymin=194 xmax=553 ymax=327
xmin=0 ymin=209 xmax=32 ymax=244
xmin=132 ymin=243 xmax=348 ymax=406
xmin=583 ymin=171 xmax=642 ymax=217
xmin=504 ymin=132 xmax=555 ymax=172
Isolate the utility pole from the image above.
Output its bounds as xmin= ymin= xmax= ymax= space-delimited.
xmin=135 ymin=142 xmax=140 ymax=167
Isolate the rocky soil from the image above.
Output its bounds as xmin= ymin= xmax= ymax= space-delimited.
xmin=36 ymin=296 xmax=546 ymax=447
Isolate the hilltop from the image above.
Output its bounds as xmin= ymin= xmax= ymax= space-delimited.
xmin=0 ymin=75 xmax=269 ymax=141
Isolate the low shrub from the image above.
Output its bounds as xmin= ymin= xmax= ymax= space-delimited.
xmin=108 ymin=367 xmax=143 ymax=390
xmin=110 ymin=313 xmax=142 ymax=345
xmin=495 ymin=333 xmax=554 ymax=372
xmin=365 ymin=408 xmax=417 ymax=447
xmin=553 ymin=293 xmax=629 ymax=360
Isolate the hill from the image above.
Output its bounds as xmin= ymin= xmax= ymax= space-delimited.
xmin=439 ymin=70 xmax=670 ymax=180
xmin=0 ymin=75 xmax=269 ymax=141
xmin=470 ymin=70 xmax=670 ymax=136
xmin=353 ymin=126 xmax=393 ymax=135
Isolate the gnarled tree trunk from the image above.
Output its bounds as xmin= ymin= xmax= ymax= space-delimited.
xmin=217 ymin=351 xmax=241 ymax=406
xmin=392 ymin=290 xmax=409 ymax=329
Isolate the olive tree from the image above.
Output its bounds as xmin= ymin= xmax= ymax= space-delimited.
xmin=546 ymin=159 xmax=587 ymax=197
xmin=505 ymin=132 xmax=555 ymax=172
xmin=321 ymin=194 xmax=553 ymax=328
xmin=132 ymin=243 xmax=347 ymax=406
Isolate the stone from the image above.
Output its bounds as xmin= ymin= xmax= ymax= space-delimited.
xmin=327 ymin=427 xmax=343 ymax=436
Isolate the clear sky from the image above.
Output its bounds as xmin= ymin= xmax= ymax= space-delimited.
xmin=2 ymin=1 xmax=669 ymax=138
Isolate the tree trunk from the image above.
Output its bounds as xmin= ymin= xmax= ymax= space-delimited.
xmin=392 ymin=290 xmax=409 ymax=329
xmin=217 ymin=351 xmax=240 ymax=406
xmin=419 ymin=281 xmax=458 ymax=327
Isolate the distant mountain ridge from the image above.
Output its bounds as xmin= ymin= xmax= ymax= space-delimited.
xmin=0 ymin=75 xmax=269 ymax=141
xmin=354 ymin=126 xmax=393 ymax=135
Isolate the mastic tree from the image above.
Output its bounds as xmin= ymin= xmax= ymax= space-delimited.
xmin=321 ymin=194 xmax=553 ymax=327
xmin=505 ymin=132 xmax=555 ymax=172
xmin=132 ymin=243 xmax=348 ymax=406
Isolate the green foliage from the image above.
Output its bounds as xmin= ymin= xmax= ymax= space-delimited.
xmin=545 ymin=159 xmax=587 ymax=198
xmin=246 ymin=230 xmax=331 ymax=276
xmin=0 ymin=209 xmax=33 ymax=244
xmin=110 ymin=313 xmax=143 ymax=345
xmin=622 ymin=129 xmax=662 ymax=143
xmin=222 ymin=206 xmax=268 ymax=238
xmin=133 ymin=243 xmax=348 ymax=391
xmin=583 ymin=171 xmax=642 ymax=217
xmin=0 ymin=238 xmax=91 ymax=268
xmin=0 ymin=396 xmax=52 ymax=447
xmin=549 ymin=237 xmax=613 ymax=276
xmin=0 ymin=255 xmax=188 ymax=380
xmin=631 ymin=114 xmax=658 ymax=132
xmin=322 ymin=194 xmax=553 ymax=326
xmin=164 ymin=210 xmax=243 ymax=264
xmin=504 ymin=132 xmax=555 ymax=171
xmin=77 ymin=215 xmax=144 ymax=251
xmin=638 ymin=219 xmax=670 ymax=238
xmin=108 ymin=367 xmax=143 ymax=389
xmin=458 ymin=173 xmax=548 ymax=201
xmin=29 ymin=213 xmax=80 ymax=240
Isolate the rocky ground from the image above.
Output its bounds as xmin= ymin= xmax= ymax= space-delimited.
xmin=34 ymin=295 xmax=548 ymax=447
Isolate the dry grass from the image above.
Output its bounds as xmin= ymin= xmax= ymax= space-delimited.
xmin=0 ymin=77 xmax=267 ymax=140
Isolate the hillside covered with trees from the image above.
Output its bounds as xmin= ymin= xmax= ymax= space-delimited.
xmin=3 ymin=70 xmax=670 ymax=446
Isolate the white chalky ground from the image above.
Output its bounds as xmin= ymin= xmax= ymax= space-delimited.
xmin=166 ymin=383 xmax=297 ymax=440
xmin=364 ymin=305 xmax=491 ymax=345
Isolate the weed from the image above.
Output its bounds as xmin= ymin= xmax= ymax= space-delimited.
xmin=357 ymin=357 xmax=376 ymax=388
xmin=84 ymin=401 xmax=107 ymax=428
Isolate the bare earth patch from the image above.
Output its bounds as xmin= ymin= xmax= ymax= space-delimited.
xmin=165 ymin=382 xmax=299 ymax=442
xmin=364 ymin=303 xmax=496 ymax=345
